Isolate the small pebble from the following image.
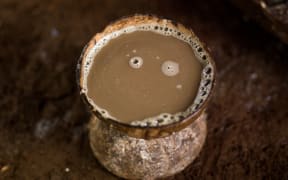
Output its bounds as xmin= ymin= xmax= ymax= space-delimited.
xmin=65 ymin=168 xmax=70 ymax=172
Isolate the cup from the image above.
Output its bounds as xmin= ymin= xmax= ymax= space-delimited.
xmin=77 ymin=15 xmax=216 ymax=179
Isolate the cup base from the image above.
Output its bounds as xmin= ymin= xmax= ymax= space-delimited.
xmin=89 ymin=113 xmax=207 ymax=179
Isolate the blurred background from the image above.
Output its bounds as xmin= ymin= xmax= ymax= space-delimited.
xmin=0 ymin=0 xmax=287 ymax=179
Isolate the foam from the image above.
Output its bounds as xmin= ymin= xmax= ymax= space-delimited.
xmin=80 ymin=21 xmax=214 ymax=127
xmin=161 ymin=60 xmax=179 ymax=77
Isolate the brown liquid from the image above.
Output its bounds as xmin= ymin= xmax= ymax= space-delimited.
xmin=87 ymin=31 xmax=202 ymax=123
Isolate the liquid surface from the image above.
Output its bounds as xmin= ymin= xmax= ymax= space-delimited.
xmin=87 ymin=31 xmax=202 ymax=123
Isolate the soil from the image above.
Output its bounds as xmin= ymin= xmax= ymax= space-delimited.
xmin=0 ymin=0 xmax=287 ymax=179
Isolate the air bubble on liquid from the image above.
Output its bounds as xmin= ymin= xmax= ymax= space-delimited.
xmin=129 ymin=56 xmax=143 ymax=69
xmin=101 ymin=110 xmax=106 ymax=114
xmin=193 ymin=105 xmax=198 ymax=111
xmin=202 ymin=55 xmax=207 ymax=60
xmin=161 ymin=60 xmax=179 ymax=77
xmin=149 ymin=120 xmax=157 ymax=126
xmin=162 ymin=113 xmax=169 ymax=119
xmin=140 ymin=122 xmax=147 ymax=127
xmin=204 ymin=66 xmax=212 ymax=74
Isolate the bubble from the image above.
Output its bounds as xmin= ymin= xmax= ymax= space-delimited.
xmin=157 ymin=119 xmax=164 ymax=123
xmin=161 ymin=60 xmax=179 ymax=77
xmin=129 ymin=56 xmax=143 ymax=69
xmin=101 ymin=110 xmax=106 ymax=114
xmin=201 ymin=91 xmax=207 ymax=96
xmin=204 ymin=66 xmax=212 ymax=74
xmin=162 ymin=114 xmax=168 ymax=118
xmin=204 ymin=79 xmax=211 ymax=86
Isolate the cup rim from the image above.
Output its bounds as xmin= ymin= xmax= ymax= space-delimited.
xmin=76 ymin=14 xmax=216 ymax=139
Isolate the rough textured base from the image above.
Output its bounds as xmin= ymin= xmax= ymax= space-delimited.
xmin=89 ymin=114 xmax=207 ymax=179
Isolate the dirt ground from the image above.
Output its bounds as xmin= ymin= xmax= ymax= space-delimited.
xmin=0 ymin=0 xmax=287 ymax=179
